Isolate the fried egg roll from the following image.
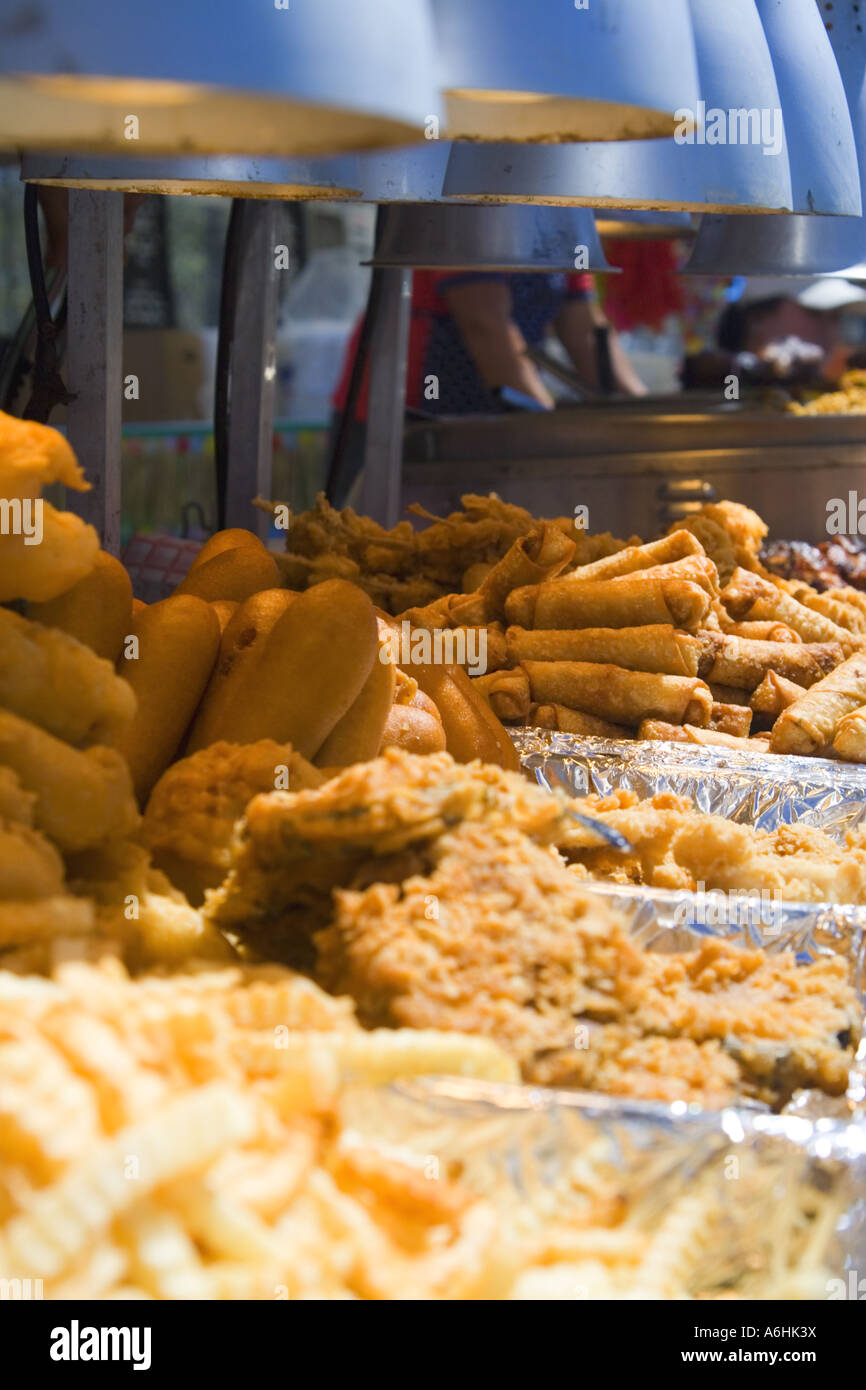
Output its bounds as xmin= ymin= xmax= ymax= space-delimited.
xmin=505 ymin=624 xmax=701 ymax=676
xmin=700 ymin=633 xmax=843 ymax=691
xmin=471 ymin=668 xmax=531 ymax=722
xmin=749 ymin=671 xmax=806 ymax=717
xmin=522 ymin=661 xmax=712 ymax=728
xmin=528 ymin=704 xmax=630 ymax=738
xmin=506 ymin=570 xmax=711 ymax=632
xmin=832 ymin=706 xmax=866 ymax=762
xmin=771 ymin=654 xmax=866 ymax=755
xmin=565 ymin=529 xmax=703 ymax=583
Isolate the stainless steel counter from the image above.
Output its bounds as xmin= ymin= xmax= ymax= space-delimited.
xmin=402 ymin=400 xmax=866 ymax=540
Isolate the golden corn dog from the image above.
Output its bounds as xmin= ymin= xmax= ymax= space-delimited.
xmin=506 ymin=571 xmax=711 ymax=632
xmin=174 ymin=544 xmax=279 ymax=603
xmin=527 ymin=703 xmax=630 ymax=738
xmin=709 ymin=702 xmax=752 ymax=737
xmin=187 ymin=528 xmax=267 ymax=571
xmin=379 ymin=702 xmax=447 ymax=755
xmin=771 ymin=654 xmax=866 ymax=755
xmin=0 ymin=709 xmax=138 ymax=851
xmin=0 ymin=606 xmax=135 ymax=746
xmin=405 ymin=660 xmax=520 ymax=769
xmin=108 ymin=595 xmax=220 ymax=801
xmin=27 ymin=549 xmax=133 ymax=662
xmin=210 ymin=599 xmax=239 ymax=634
xmin=565 ymin=529 xmax=703 ymax=583
xmin=225 ymin=578 xmax=379 ymax=757
xmin=471 ymin=667 xmax=531 ymax=722
xmin=314 ymin=629 xmax=397 ymax=767
xmin=505 ymin=624 xmax=701 ymax=677
xmin=522 ymin=661 xmax=713 ymax=728
xmin=832 ymin=706 xmax=866 ymax=762
xmin=185 ymin=589 xmax=298 ymax=753
xmin=0 ymin=503 xmax=99 ymax=602
xmin=749 ymin=671 xmax=807 ymax=717
xmin=700 ymin=633 xmax=842 ymax=691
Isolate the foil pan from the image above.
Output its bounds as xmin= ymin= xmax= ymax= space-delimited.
xmin=341 ymin=1077 xmax=866 ymax=1299
xmin=511 ymin=728 xmax=866 ymax=837
xmin=510 ymin=727 xmax=866 ymax=1114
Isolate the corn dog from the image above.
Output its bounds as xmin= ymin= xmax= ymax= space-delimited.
xmin=0 ymin=709 xmax=138 ymax=851
xmin=522 ymin=661 xmax=713 ymax=728
xmin=224 ymin=578 xmax=380 ymax=757
xmin=771 ymin=654 xmax=866 ymax=755
xmin=27 ymin=549 xmax=133 ymax=662
xmin=174 ymin=544 xmax=279 ymax=603
xmin=188 ymin=528 xmax=267 ymax=571
xmin=0 ymin=606 xmax=135 ymax=746
xmin=527 ymin=704 xmax=630 ymax=738
xmin=405 ymin=660 xmax=520 ymax=769
xmin=108 ymin=595 xmax=221 ymax=801
xmin=185 ymin=590 xmax=297 ymax=753
xmin=505 ymin=624 xmax=701 ymax=677
xmin=210 ymin=599 xmax=239 ymax=634
xmin=379 ymin=702 xmax=447 ymax=755
xmin=315 ymin=627 xmax=397 ymax=767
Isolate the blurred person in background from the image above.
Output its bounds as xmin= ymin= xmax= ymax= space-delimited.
xmin=327 ymin=269 xmax=645 ymax=506
xmin=681 ymin=276 xmax=866 ymax=391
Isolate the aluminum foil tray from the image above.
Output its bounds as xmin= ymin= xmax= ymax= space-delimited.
xmin=341 ymin=1077 xmax=866 ymax=1299
xmin=511 ymin=728 xmax=866 ymax=837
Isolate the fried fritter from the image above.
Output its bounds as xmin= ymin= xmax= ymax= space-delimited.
xmin=142 ymin=740 xmax=325 ymax=902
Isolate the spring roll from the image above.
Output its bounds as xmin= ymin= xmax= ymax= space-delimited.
xmin=565 ymin=529 xmax=703 ymax=583
xmin=828 ymin=587 xmax=866 ymax=620
xmin=638 ymin=719 xmax=690 ymax=743
xmin=700 ymin=632 xmax=843 ymax=691
xmin=638 ymin=720 xmax=766 ymax=752
xmin=749 ymin=671 xmax=807 ymax=717
xmin=528 ymin=703 xmax=631 ymax=738
xmin=708 ymin=702 xmax=752 ymax=737
xmin=770 ymin=654 xmax=866 ymax=755
xmin=445 ymin=522 xmax=576 ymax=626
xmin=717 ymin=618 xmax=802 ymax=643
xmin=522 ymin=661 xmax=712 ymax=728
xmin=506 ymin=569 xmax=711 ymax=632
xmin=472 ymin=668 xmax=531 ymax=722
xmin=728 ymin=572 xmax=857 ymax=652
xmin=505 ymin=624 xmax=701 ymax=677
xmin=832 ymin=706 xmax=866 ymax=762
xmin=708 ymin=683 xmax=752 ymax=706
xmin=797 ymin=590 xmax=866 ymax=634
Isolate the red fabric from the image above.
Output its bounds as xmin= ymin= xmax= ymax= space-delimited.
xmin=600 ymin=241 xmax=683 ymax=331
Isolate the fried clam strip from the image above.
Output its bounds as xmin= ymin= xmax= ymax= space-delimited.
xmin=314 ymin=819 xmax=858 ymax=1108
xmin=205 ymin=749 xmax=572 ymax=962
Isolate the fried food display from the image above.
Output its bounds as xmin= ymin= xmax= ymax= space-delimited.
xmin=28 ymin=549 xmax=133 ymax=663
xmin=206 ymin=751 xmax=858 ymax=1110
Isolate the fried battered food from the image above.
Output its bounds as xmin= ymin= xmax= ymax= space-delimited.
xmin=0 ymin=607 xmax=135 ymax=746
xmin=206 ymin=749 xmax=569 ymax=961
xmin=0 ymin=409 xmax=87 ymax=499
xmin=0 ymin=820 xmax=65 ymax=900
xmin=142 ymin=740 xmax=324 ymax=902
xmin=316 ymin=820 xmax=857 ymax=1107
xmin=0 ymin=503 xmax=99 ymax=603
xmin=560 ymin=788 xmax=866 ymax=904
xmin=770 ymin=653 xmax=866 ymax=755
xmin=0 ymin=766 xmax=35 ymax=825
xmin=0 ymin=709 xmax=139 ymax=852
